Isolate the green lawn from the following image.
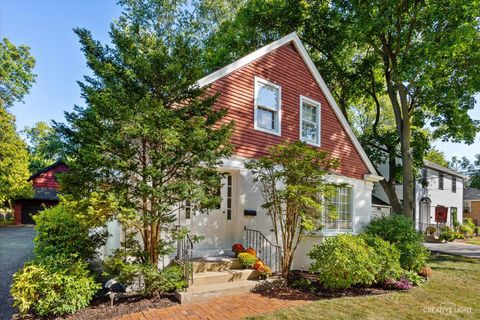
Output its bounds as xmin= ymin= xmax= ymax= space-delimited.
xmin=247 ymin=254 xmax=480 ymax=320
xmin=464 ymin=238 xmax=480 ymax=246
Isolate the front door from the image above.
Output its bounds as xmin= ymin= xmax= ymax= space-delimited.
xmin=185 ymin=173 xmax=234 ymax=257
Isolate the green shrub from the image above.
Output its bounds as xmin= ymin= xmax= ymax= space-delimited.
xmin=425 ymin=226 xmax=436 ymax=235
xmin=459 ymin=225 xmax=474 ymax=238
xmin=464 ymin=218 xmax=475 ymax=230
xmin=142 ymin=264 xmax=187 ymax=296
xmin=103 ymin=253 xmax=186 ymax=296
xmin=308 ymin=234 xmax=377 ymax=290
xmin=396 ymin=242 xmax=429 ymax=272
xmin=361 ymin=235 xmax=402 ymax=282
xmin=363 ymin=215 xmax=429 ymax=271
xmin=11 ymin=255 xmax=100 ymax=316
xmin=439 ymin=226 xmax=455 ymax=242
xmin=475 ymin=227 xmax=480 ymax=236
xmin=237 ymin=252 xmax=258 ymax=267
xmin=291 ymin=278 xmax=316 ymax=293
xmin=33 ymin=205 xmax=108 ymax=261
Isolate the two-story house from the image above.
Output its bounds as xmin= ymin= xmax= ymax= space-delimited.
xmin=105 ymin=33 xmax=383 ymax=274
xmin=375 ymin=159 xmax=466 ymax=232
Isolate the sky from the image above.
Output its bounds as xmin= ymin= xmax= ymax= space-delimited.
xmin=1 ymin=0 xmax=479 ymax=162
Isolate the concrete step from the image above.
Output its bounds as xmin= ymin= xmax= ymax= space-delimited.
xmin=192 ymin=257 xmax=242 ymax=272
xmin=174 ymin=277 xmax=286 ymax=304
xmin=191 ymin=269 xmax=260 ymax=286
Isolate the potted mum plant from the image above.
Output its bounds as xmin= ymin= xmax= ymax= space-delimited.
xmin=232 ymin=243 xmax=245 ymax=257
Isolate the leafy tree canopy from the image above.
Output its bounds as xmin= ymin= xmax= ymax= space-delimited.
xmin=0 ymin=108 xmax=33 ymax=207
xmin=23 ymin=121 xmax=65 ymax=173
xmin=0 ymin=38 xmax=36 ymax=108
xmin=425 ymin=148 xmax=448 ymax=168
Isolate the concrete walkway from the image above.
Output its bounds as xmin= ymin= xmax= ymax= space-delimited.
xmin=424 ymin=241 xmax=480 ymax=258
xmin=118 ymin=292 xmax=312 ymax=320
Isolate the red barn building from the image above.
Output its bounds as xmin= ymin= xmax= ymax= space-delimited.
xmin=13 ymin=160 xmax=69 ymax=224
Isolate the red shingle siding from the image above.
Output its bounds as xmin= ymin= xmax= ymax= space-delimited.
xmin=207 ymin=43 xmax=369 ymax=180
xmin=31 ymin=163 xmax=69 ymax=189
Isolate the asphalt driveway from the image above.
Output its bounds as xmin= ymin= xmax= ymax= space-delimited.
xmin=0 ymin=226 xmax=36 ymax=320
xmin=424 ymin=241 xmax=480 ymax=258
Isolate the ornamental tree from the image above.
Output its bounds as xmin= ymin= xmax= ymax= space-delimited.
xmin=56 ymin=9 xmax=234 ymax=266
xmin=246 ymin=141 xmax=338 ymax=279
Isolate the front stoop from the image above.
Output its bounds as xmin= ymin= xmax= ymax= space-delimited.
xmin=174 ymin=257 xmax=286 ymax=304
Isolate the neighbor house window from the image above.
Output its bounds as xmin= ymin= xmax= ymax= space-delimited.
xmin=324 ymin=186 xmax=353 ymax=230
xmin=452 ymin=176 xmax=456 ymax=193
xmin=300 ymin=96 xmax=321 ymax=146
xmin=438 ymin=172 xmax=444 ymax=190
xmin=254 ymin=77 xmax=281 ymax=135
xmin=185 ymin=200 xmax=191 ymax=219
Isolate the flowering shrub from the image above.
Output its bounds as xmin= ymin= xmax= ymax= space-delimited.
xmin=232 ymin=243 xmax=245 ymax=256
xmin=385 ymin=277 xmax=413 ymax=290
xmin=418 ymin=265 xmax=432 ymax=278
xmin=237 ymin=252 xmax=258 ymax=267
xmin=244 ymin=246 xmax=257 ymax=256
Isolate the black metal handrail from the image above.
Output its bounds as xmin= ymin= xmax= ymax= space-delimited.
xmin=176 ymin=232 xmax=193 ymax=286
xmin=244 ymin=227 xmax=282 ymax=274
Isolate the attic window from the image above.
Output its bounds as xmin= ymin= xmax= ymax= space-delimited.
xmin=300 ymin=96 xmax=321 ymax=146
xmin=254 ymin=77 xmax=281 ymax=135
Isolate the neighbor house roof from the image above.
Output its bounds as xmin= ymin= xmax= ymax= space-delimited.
xmin=32 ymin=188 xmax=59 ymax=201
xmin=464 ymin=188 xmax=480 ymax=201
xmin=27 ymin=160 xmax=65 ymax=181
xmin=423 ymin=160 xmax=468 ymax=179
xmin=372 ymin=195 xmax=391 ymax=207
xmin=196 ymin=32 xmax=380 ymax=179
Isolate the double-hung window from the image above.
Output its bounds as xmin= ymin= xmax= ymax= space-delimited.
xmin=452 ymin=176 xmax=457 ymax=193
xmin=324 ymin=186 xmax=353 ymax=230
xmin=254 ymin=77 xmax=281 ymax=135
xmin=300 ymin=96 xmax=321 ymax=146
xmin=438 ymin=172 xmax=444 ymax=190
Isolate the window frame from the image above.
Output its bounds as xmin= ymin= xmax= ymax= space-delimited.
xmin=438 ymin=171 xmax=444 ymax=190
xmin=323 ymin=185 xmax=354 ymax=232
xmin=299 ymin=95 xmax=321 ymax=147
xmin=254 ymin=76 xmax=282 ymax=136
xmin=452 ymin=176 xmax=457 ymax=193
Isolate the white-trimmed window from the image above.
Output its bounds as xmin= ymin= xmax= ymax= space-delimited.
xmin=300 ymin=96 xmax=321 ymax=146
xmin=324 ymin=186 xmax=353 ymax=230
xmin=254 ymin=77 xmax=281 ymax=135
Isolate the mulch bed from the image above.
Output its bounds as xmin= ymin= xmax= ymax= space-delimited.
xmin=12 ymin=294 xmax=178 ymax=320
xmin=286 ymin=270 xmax=391 ymax=299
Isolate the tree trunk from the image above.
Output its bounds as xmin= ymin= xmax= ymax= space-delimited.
xmin=398 ymin=85 xmax=415 ymax=219
xmin=379 ymin=179 xmax=403 ymax=214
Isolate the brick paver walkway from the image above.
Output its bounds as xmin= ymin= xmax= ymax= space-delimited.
xmin=117 ymin=292 xmax=312 ymax=320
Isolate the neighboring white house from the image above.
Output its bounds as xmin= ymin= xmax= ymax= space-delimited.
xmin=103 ymin=33 xmax=383 ymax=271
xmin=374 ymin=159 xmax=466 ymax=232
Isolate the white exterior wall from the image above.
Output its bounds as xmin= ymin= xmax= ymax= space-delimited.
xmin=374 ymin=163 xmax=464 ymax=228
xmin=102 ymin=155 xmax=376 ymax=271
xmin=416 ymin=168 xmax=464 ymax=225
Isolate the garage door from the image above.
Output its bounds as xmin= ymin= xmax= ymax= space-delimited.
xmin=21 ymin=205 xmax=44 ymax=224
